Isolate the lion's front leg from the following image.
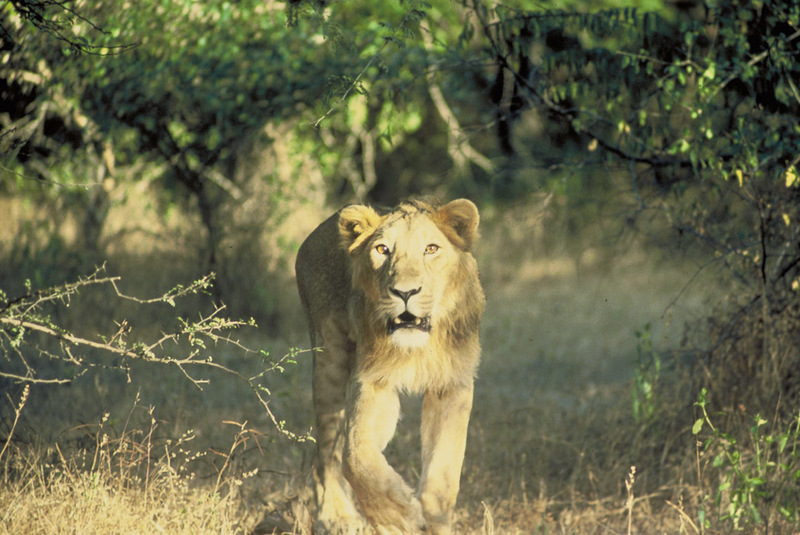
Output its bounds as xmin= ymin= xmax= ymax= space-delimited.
xmin=418 ymin=383 xmax=474 ymax=535
xmin=343 ymin=379 xmax=426 ymax=534
xmin=311 ymin=322 xmax=367 ymax=534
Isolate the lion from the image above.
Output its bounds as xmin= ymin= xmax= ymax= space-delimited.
xmin=295 ymin=198 xmax=485 ymax=535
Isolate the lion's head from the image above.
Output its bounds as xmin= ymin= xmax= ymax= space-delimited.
xmin=338 ymin=198 xmax=483 ymax=351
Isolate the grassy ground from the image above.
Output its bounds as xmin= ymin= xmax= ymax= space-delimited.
xmin=0 ymin=198 xmax=747 ymax=534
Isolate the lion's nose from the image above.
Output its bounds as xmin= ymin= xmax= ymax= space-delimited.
xmin=390 ymin=287 xmax=421 ymax=305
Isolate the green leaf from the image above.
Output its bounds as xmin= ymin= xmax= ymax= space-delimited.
xmin=785 ymin=166 xmax=799 ymax=188
xmin=778 ymin=434 xmax=790 ymax=453
xmin=692 ymin=418 xmax=704 ymax=435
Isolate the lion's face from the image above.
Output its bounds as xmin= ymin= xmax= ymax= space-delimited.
xmin=365 ymin=214 xmax=451 ymax=348
xmin=339 ymin=199 xmax=480 ymax=350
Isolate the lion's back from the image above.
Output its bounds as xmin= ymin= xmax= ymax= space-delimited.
xmin=295 ymin=212 xmax=352 ymax=331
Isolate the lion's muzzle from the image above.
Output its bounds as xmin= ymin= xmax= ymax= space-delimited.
xmin=386 ymin=286 xmax=431 ymax=338
xmin=387 ymin=311 xmax=431 ymax=335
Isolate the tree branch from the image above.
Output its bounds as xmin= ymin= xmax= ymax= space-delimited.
xmin=420 ymin=20 xmax=495 ymax=177
xmin=0 ymin=268 xmax=311 ymax=442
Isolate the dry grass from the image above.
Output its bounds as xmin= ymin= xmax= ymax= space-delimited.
xmin=1 ymin=394 xmax=243 ymax=533
xmin=2 ymin=192 xmax=784 ymax=534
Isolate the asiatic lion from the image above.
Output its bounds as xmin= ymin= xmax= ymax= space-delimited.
xmin=295 ymin=198 xmax=485 ymax=534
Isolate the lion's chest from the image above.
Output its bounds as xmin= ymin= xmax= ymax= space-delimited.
xmin=357 ymin=341 xmax=458 ymax=394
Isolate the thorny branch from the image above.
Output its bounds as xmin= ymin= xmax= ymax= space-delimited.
xmin=0 ymin=266 xmax=311 ymax=442
xmin=3 ymin=0 xmax=136 ymax=53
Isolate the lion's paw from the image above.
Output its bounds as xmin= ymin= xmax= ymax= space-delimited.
xmin=370 ymin=495 xmax=426 ymax=535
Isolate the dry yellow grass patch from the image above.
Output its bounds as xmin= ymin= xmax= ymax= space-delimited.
xmin=0 ymin=396 xmax=267 ymax=534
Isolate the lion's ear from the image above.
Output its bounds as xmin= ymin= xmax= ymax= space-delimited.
xmin=339 ymin=205 xmax=383 ymax=253
xmin=435 ymin=199 xmax=480 ymax=251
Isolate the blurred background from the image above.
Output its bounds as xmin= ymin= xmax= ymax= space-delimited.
xmin=2 ymin=0 xmax=800 ymax=532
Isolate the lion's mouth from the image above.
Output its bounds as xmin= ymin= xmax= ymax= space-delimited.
xmin=387 ymin=311 xmax=431 ymax=335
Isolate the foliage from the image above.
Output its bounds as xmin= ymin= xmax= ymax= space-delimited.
xmin=0 ymin=0 xmax=461 ymax=294
xmin=0 ymin=0 xmax=134 ymax=53
xmin=5 ymin=0 xmax=800 ymax=226
xmin=460 ymin=5 xmax=800 ymax=530
xmin=693 ymin=388 xmax=800 ymax=530
xmin=631 ymin=324 xmax=661 ymax=425
xmin=470 ymin=1 xmax=800 ymax=172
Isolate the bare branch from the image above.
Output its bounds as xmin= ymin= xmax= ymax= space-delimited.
xmin=420 ymin=21 xmax=495 ymax=177
xmin=0 ymin=269 xmax=311 ymax=442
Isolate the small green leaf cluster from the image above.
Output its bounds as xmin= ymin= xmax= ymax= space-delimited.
xmin=693 ymin=389 xmax=800 ymax=529
xmin=631 ymin=324 xmax=661 ymax=425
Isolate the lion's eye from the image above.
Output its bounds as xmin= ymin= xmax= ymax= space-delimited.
xmin=425 ymin=244 xmax=440 ymax=255
xmin=375 ymin=244 xmax=390 ymax=255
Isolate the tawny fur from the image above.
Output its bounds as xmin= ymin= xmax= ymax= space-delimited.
xmin=296 ymin=198 xmax=485 ymax=534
